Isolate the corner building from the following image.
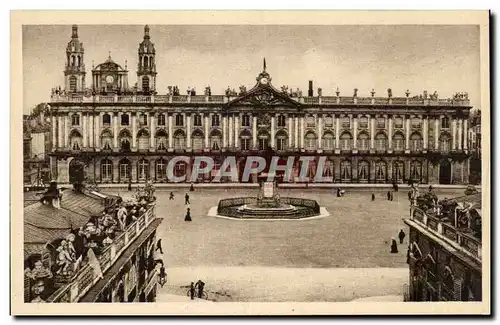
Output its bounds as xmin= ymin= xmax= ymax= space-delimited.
xmin=49 ymin=25 xmax=473 ymax=184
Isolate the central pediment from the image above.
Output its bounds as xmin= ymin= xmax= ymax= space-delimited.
xmin=225 ymin=83 xmax=301 ymax=110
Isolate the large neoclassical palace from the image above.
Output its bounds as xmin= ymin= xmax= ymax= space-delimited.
xmin=49 ymin=25 xmax=473 ymax=184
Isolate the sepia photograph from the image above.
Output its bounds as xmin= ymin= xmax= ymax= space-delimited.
xmin=10 ymin=10 xmax=490 ymax=315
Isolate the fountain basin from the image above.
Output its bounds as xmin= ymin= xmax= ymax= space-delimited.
xmin=217 ymin=197 xmax=321 ymax=219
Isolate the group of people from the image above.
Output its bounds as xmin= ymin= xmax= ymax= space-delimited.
xmin=390 ymin=229 xmax=407 ymax=254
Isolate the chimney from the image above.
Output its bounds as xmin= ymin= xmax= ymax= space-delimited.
xmin=308 ymin=81 xmax=313 ymax=97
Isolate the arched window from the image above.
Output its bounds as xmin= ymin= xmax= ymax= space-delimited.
xmin=340 ymin=160 xmax=352 ymax=182
xmin=258 ymin=131 xmax=269 ymax=151
xmin=142 ymin=76 xmax=150 ymax=92
xmin=358 ymin=160 xmax=370 ymax=182
xmin=137 ymin=129 xmax=150 ymax=151
xmin=240 ymin=130 xmax=252 ymax=151
xmin=340 ymin=132 xmax=352 ymax=150
xmin=323 ymin=132 xmax=334 ymax=150
xmin=69 ymin=76 xmax=77 ymax=92
xmin=69 ymin=129 xmax=82 ymax=151
xmin=410 ymin=132 xmax=423 ymax=152
xmin=71 ymin=114 xmax=80 ymax=126
xmin=174 ymin=130 xmax=186 ymax=150
xmin=143 ymin=56 xmax=148 ymax=68
xmin=304 ymin=132 xmax=317 ymax=150
xmin=102 ymin=113 xmax=111 ymax=125
xmin=192 ymin=130 xmax=204 ymax=152
xmin=155 ymin=129 xmax=168 ymax=151
xmin=119 ymin=159 xmax=131 ymax=182
xmin=323 ymin=159 xmax=334 ymax=178
xmin=410 ymin=160 xmax=422 ymax=182
xmin=119 ymin=129 xmax=132 ymax=152
xmin=137 ymin=159 xmax=149 ymax=181
xmin=276 ymin=130 xmax=288 ymax=150
xmin=375 ymin=132 xmax=387 ymax=151
xmin=440 ymin=133 xmax=451 ymax=152
xmin=375 ymin=161 xmax=387 ymax=181
xmin=101 ymin=159 xmax=113 ymax=182
xmin=210 ymin=130 xmax=222 ymax=151
xmin=71 ymin=55 xmax=75 ymax=66
xmin=155 ymin=158 xmax=167 ymax=181
xmin=393 ymin=160 xmax=405 ymax=183
xmin=393 ymin=132 xmax=404 ymax=151
xmin=358 ymin=132 xmax=369 ymax=150
xmin=77 ymin=56 xmax=81 ymax=67
xmin=101 ymin=130 xmax=113 ymax=150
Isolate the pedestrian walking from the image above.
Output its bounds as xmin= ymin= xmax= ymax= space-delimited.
xmin=190 ymin=183 xmax=195 ymax=192
xmin=190 ymin=282 xmax=195 ymax=300
xmin=185 ymin=193 xmax=190 ymax=205
xmin=387 ymin=191 xmax=391 ymax=201
xmin=156 ymin=238 xmax=163 ymax=254
xmin=390 ymin=237 xmax=398 ymax=253
xmin=390 ymin=191 xmax=394 ymax=201
xmin=184 ymin=208 xmax=192 ymax=222
xmin=371 ymin=193 xmax=375 ymax=201
xmin=128 ymin=180 xmax=132 ymax=192
xmin=398 ymin=229 xmax=406 ymax=244
xmin=159 ymin=265 xmax=167 ymax=287
xmin=429 ymin=185 xmax=433 ymax=192
xmin=169 ymin=192 xmax=174 ymax=200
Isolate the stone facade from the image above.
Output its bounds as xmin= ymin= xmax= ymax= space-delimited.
xmin=49 ymin=25 xmax=473 ymax=184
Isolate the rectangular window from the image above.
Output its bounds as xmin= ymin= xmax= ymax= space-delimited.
xmin=71 ymin=115 xmax=80 ymax=126
xmin=119 ymin=164 xmax=130 ymax=180
xmin=394 ymin=139 xmax=404 ymax=151
xmin=411 ymin=140 xmax=422 ymax=151
xmin=277 ymin=138 xmax=286 ymax=150
xmin=242 ymin=115 xmax=250 ymax=127
xmin=324 ymin=117 xmax=333 ymax=127
xmin=341 ymin=139 xmax=351 ymax=150
xmin=175 ymin=115 xmax=184 ymax=127
xmin=101 ymin=164 xmax=112 ymax=181
xmin=341 ymin=117 xmax=350 ymax=129
xmin=323 ymin=138 xmax=334 ymax=150
xmin=359 ymin=118 xmax=368 ymax=129
xmin=306 ymin=116 xmax=315 ymax=128
xmin=211 ymin=115 xmax=220 ymax=127
xmin=157 ymin=114 xmax=166 ymax=126
xmin=277 ymin=116 xmax=286 ymax=127
xmin=376 ymin=139 xmax=386 ymax=150
xmin=193 ymin=115 xmax=202 ymax=126
xmin=441 ymin=118 xmax=450 ymax=129
xmin=411 ymin=118 xmax=422 ymax=129
xmin=241 ymin=138 xmax=251 ymax=151
xmin=377 ymin=118 xmax=386 ymax=129
xmin=259 ymin=138 xmax=269 ymax=151
xmin=358 ymin=139 xmax=369 ymax=150
xmin=139 ymin=114 xmax=148 ymax=126
xmin=394 ymin=118 xmax=403 ymax=129
xmin=121 ymin=114 xmax=129 ymax=126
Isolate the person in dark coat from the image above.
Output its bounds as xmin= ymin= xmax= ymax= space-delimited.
xmin=429 ymin=185 xmax=433 ymax=192
xmin=387 ymin=191 xmax=391 ymax=200
xmin=190 ymin=183 xmax=195 ymax=192
xmin=190 ymin=282 xmax=195 ymax=300
xmin=390 ymin=237 xmax=398 ymax=253
xmin=398 ymin=229 xmax=406 ymax=244
xmin=184 ymin=208 xmax=192 ymax=222
xmin=156 ymin=239 xmax=163 ymax=254
xmin=159 ymin=265 xmax=167 ymax=287
xmin=185 ymin=193 xmax=190 ymax=205
xmin=371 ymin=193 xmax=375 ymax=201
xmin=195 ymin=279 xmax=205 ymax=299
xmin=169 ymin=192 xmax=174 ymax=200
xmin=390 ymin=191 xmax=394 ymax=201
xmin=128 ymin=180 xmax=132 ymax=191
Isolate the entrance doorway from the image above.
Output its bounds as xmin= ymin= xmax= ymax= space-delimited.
xmin=69 ymin=159 xmax=86 ymax=184
xmin=439 ymin=160 xmax=452 ymax=184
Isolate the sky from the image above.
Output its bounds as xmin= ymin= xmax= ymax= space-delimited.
xmin=22 ymin=24 xmax=480 ymax=114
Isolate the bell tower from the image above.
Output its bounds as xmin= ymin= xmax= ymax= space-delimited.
xmin=137 ymin=25 xmax=157 ymax=94
xmin=64 ymin=25 xmax=86 ymax=93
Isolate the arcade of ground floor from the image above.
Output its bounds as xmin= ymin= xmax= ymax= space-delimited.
xmin=53 ymin=154 xmax=471 ymax=185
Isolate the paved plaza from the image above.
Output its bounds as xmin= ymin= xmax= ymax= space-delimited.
xmin=103 ymin=187 xmax=465 ymax=302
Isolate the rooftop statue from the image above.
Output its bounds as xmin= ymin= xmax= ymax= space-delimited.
xmin=387 ymin=88 xmax=392 ymax=98
xmin=353 ymin=88 xmax=358 ymax=97
xmin=239 ymin=85 xmax=247 ymax=96
xmin=317 ymin=88 xmax=322 ymax=97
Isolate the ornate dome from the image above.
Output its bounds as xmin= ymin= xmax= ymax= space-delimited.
xmin=138 ymin=25 xmax=155 ymax=54
xmin=93 ymin=54 xmax=126 ymax=72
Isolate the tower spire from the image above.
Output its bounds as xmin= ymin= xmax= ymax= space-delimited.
xmin=71 ymin=25 xmax=78 ymax=39
xmin=263 ymin=57 xmax=266 ymax=72
xmin=144 ymin=25 xmax=150 ymax=40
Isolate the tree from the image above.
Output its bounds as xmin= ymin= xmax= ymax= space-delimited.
xmin=31 ymin=103 xmax=49 ymax=117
